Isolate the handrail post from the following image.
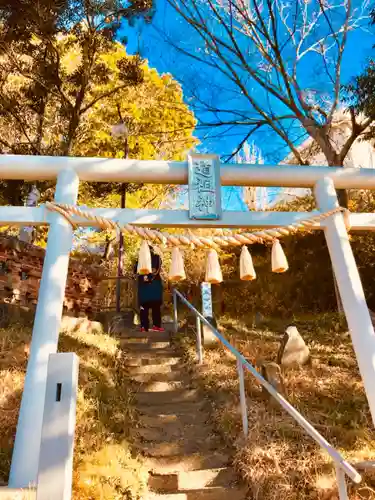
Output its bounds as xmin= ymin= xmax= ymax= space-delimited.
xmin=173 ymin=289 xmax=178 ymax=334
xmin=237 ymin=358 xmax=248 ymax=437
xmin=196 ymin=316 xmax=203 ymax=365
xmin=336 ymin=466 xmax=348 ymax=500
xmin=172 ymin=290 xmax=361 ymax=489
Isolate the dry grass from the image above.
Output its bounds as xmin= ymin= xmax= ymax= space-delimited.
xmin=0 ymin=319 xmax=147 ymax=499
xmin=0 ymin=325 xmax=30 ymax=484
xmin=178 ymin=313 xmax=375 ymax=500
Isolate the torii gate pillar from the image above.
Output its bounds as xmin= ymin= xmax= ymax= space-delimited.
xmin=315 ymin=177 xmax=375 ymax=426
xmin=9 ymin=169 xmax=79 ymax=488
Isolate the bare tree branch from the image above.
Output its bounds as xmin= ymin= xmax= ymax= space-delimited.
xmin=165 ymin=0 xmax=373 ymax=174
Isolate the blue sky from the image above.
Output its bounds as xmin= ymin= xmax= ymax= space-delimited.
xmin=122 ymin=1 xmax=375 ymax=209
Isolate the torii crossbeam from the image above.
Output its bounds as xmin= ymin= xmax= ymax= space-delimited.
xmin=2 ymin=154 xmax=375 ymax=489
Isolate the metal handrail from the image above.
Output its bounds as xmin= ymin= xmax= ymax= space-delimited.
xmin=172 ymin=288 xmax=361 ymax=499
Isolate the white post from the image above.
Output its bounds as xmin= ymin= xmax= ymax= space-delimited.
xmin=195 ymin=316 xmax=203 ymax=365
xmin=10 ymin=169 xmax=79 ymax=488
xmin=335 ymin=466 xmax=349 ymax=500
xmin=237 ymin=358 xmax=248 ymax=437
xmin=37 ymin=353 xmax=79 ymax=500
xmin=315 ymin=177 xmax=375 ymax=426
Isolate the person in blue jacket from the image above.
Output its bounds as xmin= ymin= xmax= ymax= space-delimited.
xmin=134 ymin=247 xmax=164 ymax=333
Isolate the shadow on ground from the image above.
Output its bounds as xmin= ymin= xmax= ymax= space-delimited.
xmin=0 ymin=318 xmax=147 ymax=499
xmin=177 ymin=314 xmax=375 ymax=500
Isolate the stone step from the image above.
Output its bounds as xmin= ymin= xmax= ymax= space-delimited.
xmin=137 ymin=435 xmax=222 ymax=458
xmin=0 ymin=488 xmax=36 ymax=499
xmin=130 ymin=370 xmax=189 ymax=384
xmin=179 ymin=468 xmax=240 ymax=490
xmin=124 ymin=347 xmax=177 ymax=357
xmin=132 ymin=422 xmax=215 ymax=443
xmin=128 ymin=364 xmax=184 ymax=375
xmin=138 ymin=412 xmax=209 ymax=429
xmin=136 ymin=400 xmax=207 ymax=416
xmin=188 ymin=487 xmax=247 ymax=499
xmin=149 ymin=467 xmax=239 ymax=493
xmin=145 ymin=494 xmax=186 ymax=500
xmin=135 ymin=389 xmax=200 ymax=406
xmin=126 ymin=356 xmax=182 ymax=367
xmin=120 ymin=331 xmax=170 ymax=341
xmin=148 ymin=473 xmax=179 ymax=495
xmin=121 ymin=340 xmax=171 ymax=349
xmin=146 ymin=486 xmax=247 ymax=500
xmin=145 ymin=452 xmax=229 ymax=474
xmin=134 ymin=380 xmax=186 ymax=392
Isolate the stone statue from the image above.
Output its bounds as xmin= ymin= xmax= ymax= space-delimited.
xmin=277 ymin=325 xmax=310 ymax=368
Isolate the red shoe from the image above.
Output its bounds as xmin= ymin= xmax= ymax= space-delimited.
xmin=140 ymin=327 xmax=148 ymax=333
xmin=151 ymin=326 xmax=165 ymax=332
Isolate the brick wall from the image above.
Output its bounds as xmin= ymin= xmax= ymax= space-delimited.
xmin=0 ymin=236 xmax=104 ymax=316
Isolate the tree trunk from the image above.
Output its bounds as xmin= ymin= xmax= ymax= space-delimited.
xmin=336 ymin=188 xmax=348 ymax=209
xmin=103 ymin=237 xmax=114 ymax=260
xmin=327 ymin=157 xmax=349 ymax=209
xmin=116 ymin=186 xmax=126 ymax=313
xmin=61 ymin=113 xmax=80 ymax=156
xmin=7 ymin=180 xmax=24 ymax=206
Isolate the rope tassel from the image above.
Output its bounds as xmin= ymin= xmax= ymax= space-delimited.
xmin=169 ymin=247 xmax=186 ymax=282
xmin=205 ymin=249 xmax=223 ymax=284
xmin=271 ymin=240 xmax=289 ymax=273
xmin=240 ymin=246 xmax=256 ymax=281
xmin=137 ymin=240 xmax=152 ymax=275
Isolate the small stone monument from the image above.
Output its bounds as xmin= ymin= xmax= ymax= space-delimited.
xmin=277 ymin=325 xmax=310 ymax=368
xmin=200 ymin=282 xmax=218 ymax=346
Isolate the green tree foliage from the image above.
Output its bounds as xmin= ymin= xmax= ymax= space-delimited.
xmin=0 ymin=33 xmax=197 ymax=253
xmin=0 ymin=0 xmax=154 ymax=155
xmin=344 ymin=7 xmax=375 ymax=141
xmin=0 ymin=0 xmax=158 ymax=204
xmin=0 ymin=34 xmax=197 ymax=206
xmin=0 ymin=1 xmax=197 ymax=267
xmin=74 ymin=47 xmax=197 ymax=205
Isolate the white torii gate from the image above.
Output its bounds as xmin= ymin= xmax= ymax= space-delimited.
xmin=3 ymin=154 xmax=375 ymax=488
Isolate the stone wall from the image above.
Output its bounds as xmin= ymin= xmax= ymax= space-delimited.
xmin=0 ymin=236 xmax=104 ymax=317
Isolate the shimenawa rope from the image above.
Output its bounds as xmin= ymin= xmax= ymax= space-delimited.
xmin=45 ymin=202 xmax=350 ymax=249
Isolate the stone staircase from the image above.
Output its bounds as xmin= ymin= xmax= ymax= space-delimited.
xmin=121 ymin=327 xmax=248 ymax=500
xmin=0 ymin=488 xmax=35 ymax=499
